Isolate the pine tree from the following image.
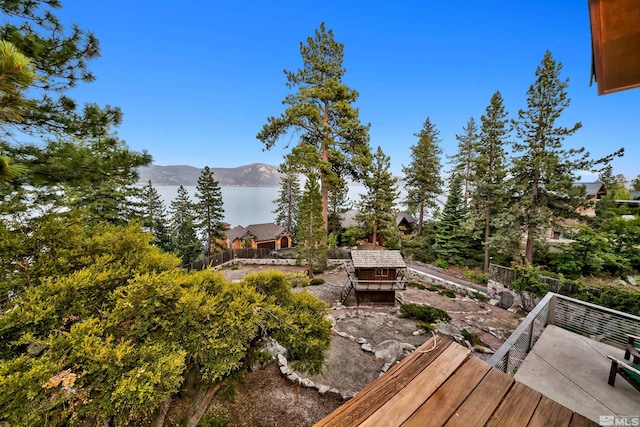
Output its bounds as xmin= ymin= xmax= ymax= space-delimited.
xmin=435 ymin=174 xmax=469 ymax=264
xmin=195 ymin=166 xmax=225 ymax=257
xmin=327 ymin=175 xmax=351 ymax=242
xmin=402 ymin=117 xmax=444 ymax=236
xmin=357 ymin=146 xmax=399 ymax=248
xmin=0 ymin=1 xmax=122 ymax=139
xmin=273 ymin=165 xmax=301 ymax=239
xmin=141 ymin=180 xmax=172 ymax=252
xmin=473 ymin=91 xmax=510 ymax=271
xmin=450 ymin=117 xmax=478 ymax=206
xmin=257 ymin=23 xmax=371 ymax=240
xmin=170 ymin=186 xmax=202 ymax=266
xmin=510 ymin=51 xmax=587 ymax=264
xmin=296 ymin=174 xmax=326 ymax=278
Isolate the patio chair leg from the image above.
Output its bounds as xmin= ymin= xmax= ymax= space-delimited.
xmin=608 ymin=359 xmax=618 ymax=386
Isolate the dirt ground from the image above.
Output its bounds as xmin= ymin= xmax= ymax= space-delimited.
xmin=208 ymin=263 xmax=523 ymax=427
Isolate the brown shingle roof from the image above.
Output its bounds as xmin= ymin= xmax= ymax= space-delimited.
xmin=245 ymin=223 xmax=286 ymax=242
xmin=224 ymin=225 xmax=247 ymax=242
xmin=350 ymin=250 xmax=405 ymax=268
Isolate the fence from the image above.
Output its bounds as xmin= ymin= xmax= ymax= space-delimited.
xmin=189 ymin=248 xmax=353 ymax=271
xmin=188 ymin=248 xmax=273 ymax=271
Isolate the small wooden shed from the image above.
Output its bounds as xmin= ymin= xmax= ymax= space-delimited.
xmin=348 ymin=250 xmax=407 ymax=305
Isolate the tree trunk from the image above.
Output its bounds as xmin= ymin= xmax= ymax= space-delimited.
xmin=320 ymin=101 xmax=330 ymax=244
xmin=150 ymin=397 xmax=172 ymax=427
xmin=184 ymin=381 xmax=225 ymax=427
xmin=372 ymin=222 xmax=378 ymax=248
xmin=484 ymin=213 xmax=490 ymax=272
xmin=417 ymin=203 xmax=424 ymax=236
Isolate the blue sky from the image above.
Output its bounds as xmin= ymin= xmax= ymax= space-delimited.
xmin=56 ymin=1 xmax=638 ymax=180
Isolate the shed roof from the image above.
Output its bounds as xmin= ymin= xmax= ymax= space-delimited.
xmin=350 ymin=250 xmax=405 ymax=268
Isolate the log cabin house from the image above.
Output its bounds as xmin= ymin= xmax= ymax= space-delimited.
xmin=345 ymin=250 xmax=407 ymax=305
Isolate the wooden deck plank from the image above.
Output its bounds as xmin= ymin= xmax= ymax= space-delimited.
xmin=401 ymin=356 xmax=491 ymax=427
xmin=487 ymin=382 xmax=543 ymax=427
xmin=358 ymin=343 xmax=470 ymax=427
xmin=568 ymin=413 xmax=599 ymax=427
xmin=314 ymin=337 xmax=452 ymax=427
xmin=444 ymin=367 xmax=514 ymax=427
xmin=527 ymin=396 xmax=573 ymax=427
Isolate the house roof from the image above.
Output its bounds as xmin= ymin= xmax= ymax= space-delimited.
xmin=245 ymin=223 xmax=287 ymax=242
xmin=224 ymin=225 xmax=246 ymax=242
xmin=314 ymin=337 xmax=596 ymax=427
xmin=396 ymin=212 xmax=416 ymax=225
xmin=576 ymin=181 xmax=606 ymax=197
xmin=350 ymin=250 xmax=406 ymax=268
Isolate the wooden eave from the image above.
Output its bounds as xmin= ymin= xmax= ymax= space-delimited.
xmin=589 ymin=0 xmax=640 ymax=95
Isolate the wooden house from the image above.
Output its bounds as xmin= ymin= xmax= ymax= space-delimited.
xmin=345 ymin=250 xmax=407 ymax=305
xmin=224 ymin=223 xmax=292 ymax=250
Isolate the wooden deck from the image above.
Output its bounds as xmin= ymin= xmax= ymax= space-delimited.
xmin=314 ymin=337 xmax=597 ymax=427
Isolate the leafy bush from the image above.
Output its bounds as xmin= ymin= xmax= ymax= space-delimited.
xmin=463 ymin=269 xmax=476 ymax=280
xmin=427 ymin=285 xmax=441 ymax=292
xmin=309 ymin=278 xmax=325 ymax=286
xmin=511 ymin=265 xmax=547 ymax=297
xmin=400 ymin=303 xmax=450 ymax=324
xmin=476 ymin=273 xmax=489 ymax=284
xmin=231 ymin=264 xmax=239 ymax=270
xmin=407 ymin=281 xmax=426 ymax=290
xmin=435 ymin=258 xmax=448 ymax=269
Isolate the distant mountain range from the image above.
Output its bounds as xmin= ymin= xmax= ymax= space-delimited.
xmin=136 ymin=163 xmax=282 ymax=187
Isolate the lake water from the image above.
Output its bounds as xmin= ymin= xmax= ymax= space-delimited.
xmin=153 ymin=185 xmax=371 ymax=227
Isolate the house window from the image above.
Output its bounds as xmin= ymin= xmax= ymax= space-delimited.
xmin=375 ymin=268 xmax=389 ymax=277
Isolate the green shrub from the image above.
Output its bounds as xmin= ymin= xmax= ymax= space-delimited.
xmin=400 ymin=303 xmax=450 ymax=324
xmin=435 ymin=258 xmax=448 ymax=269
xmin=427 ymin=285 xmax=441 ymax=292
xmin=476 ymin=273 xmax=489 ymax=284
xmin=309 ymin=278 xmax=325 ymax=286
xmin=463 ymin=269 xmax=476 ymax=280
xmin=439 ymin=289 xmax=456 ymax=298
xmin=407 ymin=281 xmax=426 ymax=290
xmin=231 ymin=263 xmax=239 ymax=270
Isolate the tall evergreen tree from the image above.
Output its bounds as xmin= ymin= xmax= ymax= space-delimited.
xmin=272 ymin=164 xmax=301 ymax=239
xmin=357 ymin=146 xmax=399 ymax=248
xmin=473 ymin=91 xmax=510 ymax=271
xmin=52 ymin=136 xmax=151 ymax=225
xmin=296 ymin=174 xmax=326 ymax=278
xmin=450 ymin=117 xmax=478 ymax=206
xmin=170 ymin=186 xmax=201 ymax=266
xmin=510 ymin=51 xmax=588 ymax=264
xmin=327 ymin=174 xmax=351 ymax=241
xmin=402 ymin=117 xmax=443 ymax=236
xmin=435 ymin=174 xmax=469 ymax=264
xmin=257 ymin=23 xmax=371 ymax=240
xmin=195 ymin=166 xmax=225 ymax=257
xmin=141 ymin=180 xmax=172 ymax=252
